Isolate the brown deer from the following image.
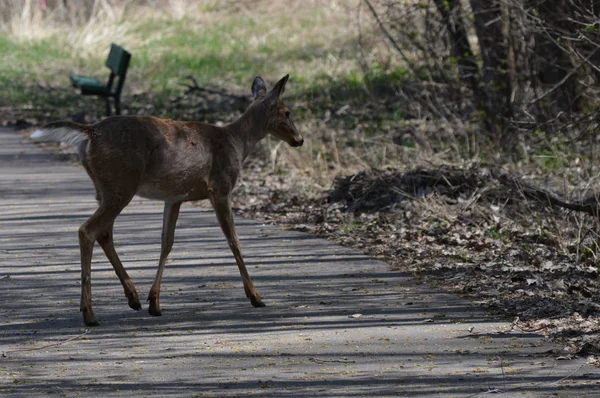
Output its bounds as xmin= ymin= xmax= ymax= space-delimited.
xmin=31 ymin=75 xmax=303 ymax=326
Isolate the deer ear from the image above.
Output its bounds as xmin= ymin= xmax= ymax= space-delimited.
xmin=267 ymin=74 xmax=289 ymax=101
xmin=252 ymin=76 xmax=267 ymax=100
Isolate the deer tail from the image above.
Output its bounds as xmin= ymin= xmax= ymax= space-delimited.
xmin=30 ymin=121 xmax=93 ymax=147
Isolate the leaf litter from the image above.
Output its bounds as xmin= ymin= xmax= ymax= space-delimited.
xmin=233 ymin=163 xmax=600 ymax=365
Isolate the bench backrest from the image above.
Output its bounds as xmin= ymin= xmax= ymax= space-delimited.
xmin=105 ymin=43 xmax=131 ymax=76
xmin=104 ymin=43 xmax=131 ymax=97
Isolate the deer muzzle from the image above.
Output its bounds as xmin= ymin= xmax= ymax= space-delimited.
xmin=291 ymin=137 xmax=304 ymax=147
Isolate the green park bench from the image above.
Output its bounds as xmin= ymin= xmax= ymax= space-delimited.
xmin=70 ymin=43 xmax=131 ymax=116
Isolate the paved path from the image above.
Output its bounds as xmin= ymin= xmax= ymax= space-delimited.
xmin=0 ymin=127 xmax=596 ymax=397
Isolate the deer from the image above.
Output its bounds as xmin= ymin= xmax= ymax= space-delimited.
xmin=30 ymin=75 xmax=303 ymax=326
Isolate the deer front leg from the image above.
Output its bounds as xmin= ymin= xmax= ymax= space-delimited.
xmin=210 ymin=192 xmax=265 ymax=308
xmin=148 ymin=201 xmax=182 ymax=316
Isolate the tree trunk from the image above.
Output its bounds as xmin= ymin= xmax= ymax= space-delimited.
xmin=470 ymin=0 xmax=513 ymax=129
xmin=530 ymin=0 xmax=581 ymax=115
xmin=433 ymin=0 xmax=480 ymax=98
xmin=433 ymin=0 xmax=491 ymax=132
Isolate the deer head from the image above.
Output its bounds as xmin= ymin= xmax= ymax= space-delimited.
xmin=252 ymin=75 xmax=304 ymax=147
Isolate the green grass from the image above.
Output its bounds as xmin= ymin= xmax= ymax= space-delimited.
xmin=0 ymin=1 xmax=374 ymax=116
xmin=0 ymin=37 xmax=68 ymax=83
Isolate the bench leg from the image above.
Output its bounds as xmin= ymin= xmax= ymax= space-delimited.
xmin=115 ymin=96 xmax=121 ymax=116
xmin=105 ymin=98 xmax=112 ymax=116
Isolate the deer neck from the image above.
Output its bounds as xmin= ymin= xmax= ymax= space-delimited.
xmin=227 ymin=104 xmax=269 ymax=160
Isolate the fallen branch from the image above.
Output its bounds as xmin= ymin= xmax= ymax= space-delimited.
xmin=182 ymin=76 xmax=249 ymax=103
xmin=2 ymin=329 xmax=90 ymax=357
xmin=497 ymin=174 xmax=600 ymax=217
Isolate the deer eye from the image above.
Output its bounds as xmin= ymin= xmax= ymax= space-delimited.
xmin=284 ymin=110 xmax=290 ymax=118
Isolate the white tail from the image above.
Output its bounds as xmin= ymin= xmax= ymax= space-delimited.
xmin=33 ymin=75 xmax=303 ymax=326
xmin=31 ymin=122 xmax=90 ymax=147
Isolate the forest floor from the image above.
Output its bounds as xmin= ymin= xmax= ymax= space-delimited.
xmin=232 ymin=157 xmax=600 ymax=366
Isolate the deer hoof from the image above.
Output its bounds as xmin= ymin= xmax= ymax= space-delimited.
xmin=81 ymin=307 xmax=99 ymax=326
xmin=148 ymin=298 xmax=162 ymax=316
xmin=148 ymin=307 xmax=162 ymax=317
xmin=124 ymin=282 xmax=141 ymax=310
xmin=84 ymin=319 xmax=100 ymax=327
xmin=127 ymin=296 xmax=142 ymax=311
xmin=251 ymin=299 xmax=266 ymax=308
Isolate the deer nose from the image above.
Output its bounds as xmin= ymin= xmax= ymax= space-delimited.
xmin=294 ymin=137 xmax=304 ymax=147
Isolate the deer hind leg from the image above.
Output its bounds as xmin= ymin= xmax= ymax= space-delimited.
xmin=78 ymin=194 xmax=135 ymax=326
xmin=148 ymin=201 xmax=182 ymax=316
xmin=210 ymin=192 xmax=265 ymax=308
xmin=97 ymin=220 xmax=141 ymax=311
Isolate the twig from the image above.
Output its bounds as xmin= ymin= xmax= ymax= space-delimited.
xmin=547 ymin=362 xmax=587 ymax=386
xmin=182 ymin=76 xmax=248 ymax=102
xmin=529 ymin=53 xmax=590 ymax=104
xmin=464 ymin=362 xmax=586 ymax=397
xmin=362 ymin=0 xmax=420 ymax=78
xmin=2 ymin=329 xmax=90 ymax=356
xmin=309 ymin=357 xmax=356 ymax=364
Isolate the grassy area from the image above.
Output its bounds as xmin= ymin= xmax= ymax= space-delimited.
xmin=0 ymin=1 xmax=369 ymax=107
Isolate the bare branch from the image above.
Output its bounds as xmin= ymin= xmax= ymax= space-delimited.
xmin=182 ymin=76 xmax=248 ymax=102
